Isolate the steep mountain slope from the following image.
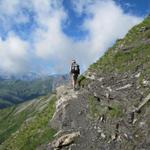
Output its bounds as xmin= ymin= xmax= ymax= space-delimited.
xmin=0 ymin=75 xmax=68 ymax=109
xmin=0 ymin=16 xmax=150 ymax=150
xmin=0 ymin=94 xmax=57 ymax=150
xmin=45 ymin=16 xmax=150 ymax=150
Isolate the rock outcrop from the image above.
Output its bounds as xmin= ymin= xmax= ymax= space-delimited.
xmin=49 ymin=131 xmax=80 ymax=149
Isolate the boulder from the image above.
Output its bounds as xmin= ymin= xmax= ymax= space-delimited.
xmin=51 ymin=131 xmax=80 ymax=149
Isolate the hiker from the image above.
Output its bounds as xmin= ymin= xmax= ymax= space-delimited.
xmin=70 ymin=59 xmax=80 ymax=90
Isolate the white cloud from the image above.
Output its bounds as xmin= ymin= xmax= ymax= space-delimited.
xmin=0 ymin=0 xmax=143 ymax=75
xmin=32 ymin=0 xmax=142 ymax=73
xmin=0 ymin=33 xmax=30 ymax=74
xmin=0 ymin=0 xmax=31 ymax=32
xmin=82 ymin=0 xmax=142 ymax=57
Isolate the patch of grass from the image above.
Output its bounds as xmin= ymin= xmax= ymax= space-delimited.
xmin=107 ymin=103 xmax=123 ymax=118
xmin=90 ymin=48 xmax=115 ymax=73
xmin=0 ymin=106 xmax=25 ymax=144
xmin=88 ymin=96 xmax=107 ymax=119
xmin=78 ymin=75 xmax=90 ymax=88
xmin=88 ymin=96 xmax=123 ymax=119
xmin=145 ymin=29 xmax=150 ymax=38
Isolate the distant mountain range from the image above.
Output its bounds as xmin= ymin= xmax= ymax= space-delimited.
xmin=0 ymin=73 xmax=69 ymax=109
xmin=0 ymin=72 xmax=57 ymax=80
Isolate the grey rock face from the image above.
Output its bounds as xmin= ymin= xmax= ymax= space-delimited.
xmin=46 ymin=70 xmax=150 ymax=150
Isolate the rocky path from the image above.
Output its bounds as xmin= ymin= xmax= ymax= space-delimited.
xmin=44 ymin=70 xmax=150 ymax=150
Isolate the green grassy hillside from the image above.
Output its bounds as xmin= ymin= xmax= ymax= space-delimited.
xmin=90 ymin=16 xmax=150 ymax=76
xmin=0 ymin=94 xmax=57 ymax=150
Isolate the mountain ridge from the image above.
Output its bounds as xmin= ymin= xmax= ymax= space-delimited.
xmin=45 ymin=16 xmax=150 ymax=150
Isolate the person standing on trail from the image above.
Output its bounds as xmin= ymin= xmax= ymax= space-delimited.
xmin=70 ymin=59 xmax=80 ymax=90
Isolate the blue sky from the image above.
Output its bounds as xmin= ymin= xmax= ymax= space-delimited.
xmin=116 ymin=0 xmax=150 ymax=16
xmin=0 ymin=0 xmax=149 ymax=75
xmin=63 ymin=0 xmax=149 ymax=40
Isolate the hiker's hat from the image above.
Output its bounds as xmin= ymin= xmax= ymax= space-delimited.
xmin=72 ymin=59 xmax=76 ymax=63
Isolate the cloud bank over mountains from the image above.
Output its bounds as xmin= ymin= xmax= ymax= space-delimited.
xmin=0 ymin=0 xmax=143 ymax=75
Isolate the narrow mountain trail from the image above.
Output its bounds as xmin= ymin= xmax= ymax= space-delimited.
xmin=45 ymin=68 xmax=150 ymax=150
xmin=47 ymin=85 xmax=96 ymax=149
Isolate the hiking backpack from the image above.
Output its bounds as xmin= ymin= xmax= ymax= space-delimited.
xmin=71 ymin=63 xmax=80 ymax=74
